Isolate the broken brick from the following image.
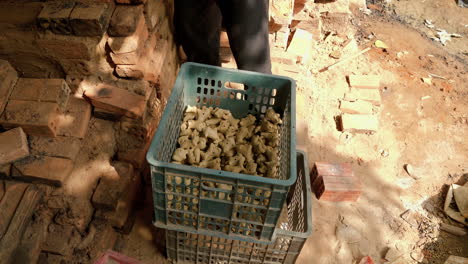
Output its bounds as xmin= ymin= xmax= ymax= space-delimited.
xmin=344 ymin=89 xmax=381 ymax=105
xmin=0 ymin=59 xmax=18 ymax=115
xmin=83 ymin=84 xmax=146 ymax=119
xmin=91 ymin=162 xmax=134 ymax=211
xmin=10 ymin=78 xmax=71 ymax=111
xmin=57 ymin=97 xmax=91 ymax=139
xmin=12 ymin=156 xmax=74 ymax=187
xmin=313 ymin=175 xmax=361 ymax=202
xmin=340 ymin=114 xmax=379 ymax=132
xmin=291 ymin=17 xmax=322 ymax=41
xmin=37 ymin=1 xmax=75 ymax=35
xmin=0 ymin=182 xmax=28 ymax=237
xmin=108 ymin=5 xmax=143 ymax=37
xmin=42 ymin=224 xmax=79 ymax=256
xmin=29 ymin=136 xmax=81 ymax=161
xmin=340 ymin=100 xmax=373 ymax=114
xmin=70 ymin=2 xmax=115 ymax=36
xmin=93 ymin=108 xmax=123 ymax=121
xmin=0 ymin=127 xmax=29 ymax=165
xmin=287 ymin=28 xmax=313 ymax=62
xmin=0 ymin=100 xmax=61 ymax=137
xmin=348 ymin=75 xmax=381 ymax=89
xmin=115 ymin=64 xmax=145 ymax=79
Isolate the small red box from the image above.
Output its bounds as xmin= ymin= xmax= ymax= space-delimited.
xmin=311 ymin=162 xmax=361 ymax=202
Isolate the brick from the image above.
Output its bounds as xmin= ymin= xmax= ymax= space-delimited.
xmin=271 ymin=49 xmax=297 ymax=65
xmin=92 ymin=162 xmax=134 ymax=211
xmin=12 ymin=210 xmax=52 ymax=264
xmin=95 ymin=172 xmax=141 ymax=230
xmin=320 ymin=12 xmax=351 ymax=37
xmin=313 ymin=175 xmax=361 ymax=202
xmin=57 ymin=98 xmax=91 ymax=139
xmin=340 ymin=114 xmax=378 ymax=132
xmin=0 ymin=60 xmax=18 ymax=115
xmin=274 ymin=26 xmax=290 ymax=49
xmin=115 ymin=64 xmax=145 ymax=79
xmin=37 ymin=1 xmax=76 ymax=35
xmin=348 ymin=75 xmax=380 ymax=89
xmin=108 ymin=5 xmax=143 ymax=37
xmin=29 ymin=136 xmax=81 ymax=161
xmin=42 ymin=224 xmax=78 ymax=256
xmin=94 ymin=108 xmax=123 ymax=121
xmin=0 ymin=182 xmax=28 ymax=237
xmin=0 ymin=185 xmax=43 ymax=261
xmin=37 ymin=39 xmax=91 ymax=60
xmin=340 ymin=100 xmax=373 ymax=114
xmin=287 ymin=29 xmax=313 ymax=62
xmin=10 ymin=78 xmax=71 ymax=111
xmin=70 ymin=2 xmax=115 ymax=36
xmin=291 ymin=17 xmax=322 ymax=41
xmin=0 ymin=100 xmax=61 ymax=137
xmin=84 ymin=84 xmax=146 ymax=118
xmin=88 ymin=221 xmax=118 ymax=259
xmin=0 ymin=127 xmax=29 ymax=165
xmin=344 ymin=89 xmax=381 ymax=105
xmin=12 ymin=156 xmax=74 ymax=187
xmin=109 ymin=16 xmax=148 ymax=65
xmin=0 ymin=3 xmax=43 ymax=28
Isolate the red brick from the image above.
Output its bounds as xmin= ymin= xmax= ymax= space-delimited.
xmin=313 ymin=175 xmax=361 ymax=202
xmin=108 ymin=5 xmax=143 ymax=37
xmin=274 ymin=26 xmax=290 ymax=49
xmin=340 ymin=100 xmax=373 ymax=114
xmin=291 ymin=17 xmax=322 ymax=41
xmin=344 ymin=89 xmax=381 ymax=105
xmin=348 ymin=75 xmax=381 ymax=89
xmin=0 ymin=182 xmax=28 ymax=237
xmin=313 ymin=162 xmax=354 ymax=177
xmin=70 ymin=2 xmax=115 ymax=36
xmin=94 ymin=107 xmax=123 ymax=121
xmin=0 ymin=185 xmax=42 ymax=261
xmin=0 ymin=100 xmax=61 ymax=137
xmin=10 ymin=78 xmax=71 ymax=111
xmin=37 ymin=1 xmax=76 ymax=35
xmin=42 ymin=224 xmax=79 ymax=256
xmin=83 ymin=84 xmax=146 ymax=118
xmin=37 ymin=39 xmax=91 ymax=60
xmin=0 ymin=60 xmax=18 ymax=115
xmin=57 ymin=97 xmax=91 ymax=139
xmin=92 ymin=162 xmax=134 ymax=211
xmin=29 ymin=136 xmax=81 ymax=161
xmin=109 ymin=16 xmax=149 ymax=65
xmin=0 ymin=127 xmax=29 ymax=165
xmin=340 ymin=114 xmax=378 ymax=132
xmin=12 ymin=156 xmax=74 ymax=187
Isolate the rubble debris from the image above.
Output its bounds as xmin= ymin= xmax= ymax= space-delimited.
xmin=453 ymin=183 xmax=468 ymax=218
xmin=422 ymin=77 xmax=433 ymax=85
xmin=444 ymin=184 xmax=468 ymax=226
xmin=374 ymin=40 xmax=388 ymax=49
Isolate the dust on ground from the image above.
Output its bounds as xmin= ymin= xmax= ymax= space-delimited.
xmin=121 ymin=1 xmax=468 ymax=263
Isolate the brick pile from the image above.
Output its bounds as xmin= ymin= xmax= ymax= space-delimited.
xmin=0 ymin=0 xmax=179 ymax=262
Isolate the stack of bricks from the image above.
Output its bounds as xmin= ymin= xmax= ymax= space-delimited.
xmin=0 ymin=0 xmax=180 ymax=262
xmin=311 ymin=162 xmax=361 ymax=202
xmin=340 ymin=75 xmax=382 ymax=133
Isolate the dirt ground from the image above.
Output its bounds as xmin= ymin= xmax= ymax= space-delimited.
xmin=119 ymin=1 xmax=468 ymax=263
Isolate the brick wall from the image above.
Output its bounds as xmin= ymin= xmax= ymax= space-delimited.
xmin=0 ymin=0 xmax=179 ymax=262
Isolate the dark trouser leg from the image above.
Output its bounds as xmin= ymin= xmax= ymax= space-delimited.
xmin=219 ymin=0 xmax=272 ymax=74
xmin=174 ymin=0 xmax=222 ymax=66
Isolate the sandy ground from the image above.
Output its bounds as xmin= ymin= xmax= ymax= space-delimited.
xmin=120 ymin=1 xmax=468 ymax=263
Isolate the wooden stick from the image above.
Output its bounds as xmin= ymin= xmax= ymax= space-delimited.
xmin=319 ymin=47 xmax=372 ymax=72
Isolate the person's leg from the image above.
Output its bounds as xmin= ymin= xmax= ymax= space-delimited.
xmin=174 ymin=0 xmax=222 ymax=66
xmin=219 ymin=0 xmax=272 ymax=74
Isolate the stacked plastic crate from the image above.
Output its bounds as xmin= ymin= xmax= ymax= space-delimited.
xmin=146 ymin=63 xmax=312 ymax=264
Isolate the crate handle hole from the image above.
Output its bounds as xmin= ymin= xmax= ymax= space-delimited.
xmin=224 ymin=82 xmax=245 ymax=90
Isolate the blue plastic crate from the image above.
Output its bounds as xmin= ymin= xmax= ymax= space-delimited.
xmin=147 ymin=62 xmax=296 ymax=243
xmin=165 ymin=151 xmax=312 ymax=264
